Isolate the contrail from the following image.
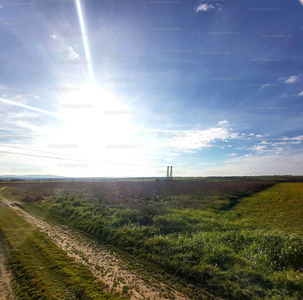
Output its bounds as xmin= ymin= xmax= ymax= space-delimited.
xmin=0 ymin=98 xmax=58 ymax=117
xmin=75 ymin=0 xmax=94 ymax=84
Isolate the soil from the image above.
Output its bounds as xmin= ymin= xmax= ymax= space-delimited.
xmin=0 ymin=223 xmax=15 ymax=300
xmin=0 ymin=196 xmax=189 ymax=300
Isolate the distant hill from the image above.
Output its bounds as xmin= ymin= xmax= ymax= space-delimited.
xmin=0 ymin=175 xmax=65 ymax=179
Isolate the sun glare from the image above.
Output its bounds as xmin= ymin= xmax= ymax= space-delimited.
xmin=54 ymin=84 xmax=138 ymax=165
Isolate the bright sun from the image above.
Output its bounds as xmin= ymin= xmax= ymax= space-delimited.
xmin=48 ymin=84 xmax=139 ymax=174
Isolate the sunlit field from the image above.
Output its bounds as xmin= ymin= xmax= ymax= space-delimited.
xmin=1 ymin=179 xmax=303 ymax=299
xmin=232 ymin=183 xmax=303 ymax=233
xmin=0 ymin=205 xmax=122 ymax=300
xmin=1 ymin=0 xmax=303 ymax=299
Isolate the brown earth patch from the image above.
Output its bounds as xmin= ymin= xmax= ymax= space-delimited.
xmin=0 ymin=196 xmax=194 ymax=300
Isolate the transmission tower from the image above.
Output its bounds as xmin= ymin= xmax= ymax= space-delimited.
xmin=166 ymin=166 xmax=173 ymax=180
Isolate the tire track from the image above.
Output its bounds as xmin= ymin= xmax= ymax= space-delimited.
xmin=0 ymin=249 xmax=15 ymax=300
xmin=0 ymin=204 xmax=15 ymax=300
xmin=0 ymin=197 xmax=190 ymax=300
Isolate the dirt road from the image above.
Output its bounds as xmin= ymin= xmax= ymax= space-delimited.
xmin=0 ymin=203 xmax=15 ymax=300
xmin=0 ymin=196 xmax=189 ymax=300
xmin=0 ymin=247 xmax=15 ymax=300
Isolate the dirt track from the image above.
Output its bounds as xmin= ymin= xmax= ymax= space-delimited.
xmin=0 ymin=196 xmax=189 ymax=300
xmin=0 ymin=217 xmax=15 ymax=300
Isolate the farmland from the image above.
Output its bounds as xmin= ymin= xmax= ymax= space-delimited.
xmin=232 ymin=183 xmax=303 ymax=233
xmin=0 ymin=179 xmax=303 ymax=299
xmin=0 ymin=201 xmax=125 ymax=300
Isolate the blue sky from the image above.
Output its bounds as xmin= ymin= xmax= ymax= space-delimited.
xmin=0 ymin=0 xmax=303 ymax=177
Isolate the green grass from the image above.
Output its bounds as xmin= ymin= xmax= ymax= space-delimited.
xmin=2 ymin=181 xmax=303 ymax=299
xmin=231 ymin=183 xmax=303 ymax=233
xmin=0 ymin=204 xmax=126 ymax=300
xmin=17 ymin=194 xmax=301 ymax=298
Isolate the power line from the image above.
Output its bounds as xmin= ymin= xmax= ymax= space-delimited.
xmin=0 ymin=145 xmax=155 ymax=167
xmin=0 ymin=150 xmax=155 ymax=168
xmin=1 ymin=145 xmax=77 ymax=159
xmin=0 ymin=145 xmax=100 ymax=163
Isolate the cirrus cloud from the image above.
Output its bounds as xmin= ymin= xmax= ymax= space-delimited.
xmin=196 ymin=4 xmax=215 ymax=12
xmin=279 ymin=75 xmax=301 ymax=84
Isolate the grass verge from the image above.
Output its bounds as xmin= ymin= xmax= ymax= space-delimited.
xmin=0 ymin=203 xmax=126 ymax=300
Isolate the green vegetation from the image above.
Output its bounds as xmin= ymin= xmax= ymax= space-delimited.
xmin=232 ymin=183 xmax=303 ymax=233
xmin=1 ymin=180 xmax=303 ymax=299
xmin=0 ymin=204 xmax=125 ymax=300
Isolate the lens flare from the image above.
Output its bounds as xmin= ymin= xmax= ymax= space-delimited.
xmin=75 ymin=0 xmax=94 ymax=84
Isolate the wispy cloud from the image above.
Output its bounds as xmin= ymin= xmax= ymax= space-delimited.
xmin=203 ymin=154 xmax=303 ymax=176
xmin=216 ymin=4 xmax=223 ymax=11
xmin=285 ymin=75 xmax=300 ymax=84
xmin=0 ymin=98 xmax=57 ymax=117
xmin=68 ymin=46 xmax=79 ymax=60
xmin=151 ymin=121 xmax=239 ymax=152
xmin=279 ymin=75 xmax=301 ymax=84
xmin=218 ymin=120 xmax=228 ymax=126
xmin=253 ymin=145 xmax=267 ymax=152
xmin=299 ymin=91 xmax=303 ymax=97
xmin=260 ymin=84 xmax=273 ymax=90
xmin=196 ymin=4 xmax=215 ymax=12
xmin=196 ymin=3 xmax=223 ymax=13
xmin=281 ymin=135 xmax=303 ymax=141
xmin=248 ymin=134 xmax=303 ymax=157
xmin=300 ymin=0 xmax=303 ymax=5
xmin=226 ymin=153 xmax=237 ymax=157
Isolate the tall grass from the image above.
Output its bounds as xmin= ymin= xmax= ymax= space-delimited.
xmin=40 ymin=191 xmax=303 ymax=299
xmin=3 ymin=180 xmax=303 ymax=299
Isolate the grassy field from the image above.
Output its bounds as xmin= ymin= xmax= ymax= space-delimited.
xmin=231 ymin=183 xmax=303 ymax=234
xmin=1 ymin=175 xmax=303 ymax=184
xmin=0 ymin=203 xmax=125 ymax=300
xmin=1 ymin=180 xmax=303 ymax=299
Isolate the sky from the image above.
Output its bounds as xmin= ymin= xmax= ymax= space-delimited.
xmin=0 ymin=0 xmax=303 ymax=177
